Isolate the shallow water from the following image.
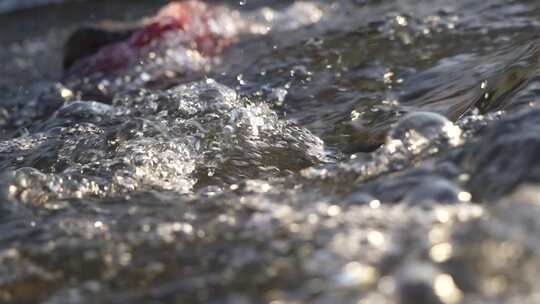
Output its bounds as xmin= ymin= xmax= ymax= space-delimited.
xmin=2 ymin=0 xmax=540 ymax=303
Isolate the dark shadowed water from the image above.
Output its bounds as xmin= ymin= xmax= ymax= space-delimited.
xmin=2 ymin=0 xmax=540 ymax=303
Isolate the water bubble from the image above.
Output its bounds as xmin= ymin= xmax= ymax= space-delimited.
xmin=386 ymin=111 xmax=462 ymax=155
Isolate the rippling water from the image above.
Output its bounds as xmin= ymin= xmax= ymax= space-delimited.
xmin=2 ymin=0 xmax=540 ymax=303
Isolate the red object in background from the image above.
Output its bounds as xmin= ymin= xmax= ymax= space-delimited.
xmin=66 ymin=0 xmax=236 ymax=76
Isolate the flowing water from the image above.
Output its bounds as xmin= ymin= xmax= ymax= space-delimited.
xmin=2 ymin=0 xmax=540 ymax=303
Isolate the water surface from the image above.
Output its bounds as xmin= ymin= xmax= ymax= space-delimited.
xmin=2 ymin=1 xmax=540 ymax=303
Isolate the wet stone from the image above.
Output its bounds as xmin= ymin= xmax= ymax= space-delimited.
xmin=466 ymin=106 xmax=540 ymax=201
xmin=402 ymin=179 xmax=466 ymax=206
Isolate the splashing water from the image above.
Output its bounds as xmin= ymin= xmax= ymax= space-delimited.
xmin=3 ymin=0 xmax=540 ymax=303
